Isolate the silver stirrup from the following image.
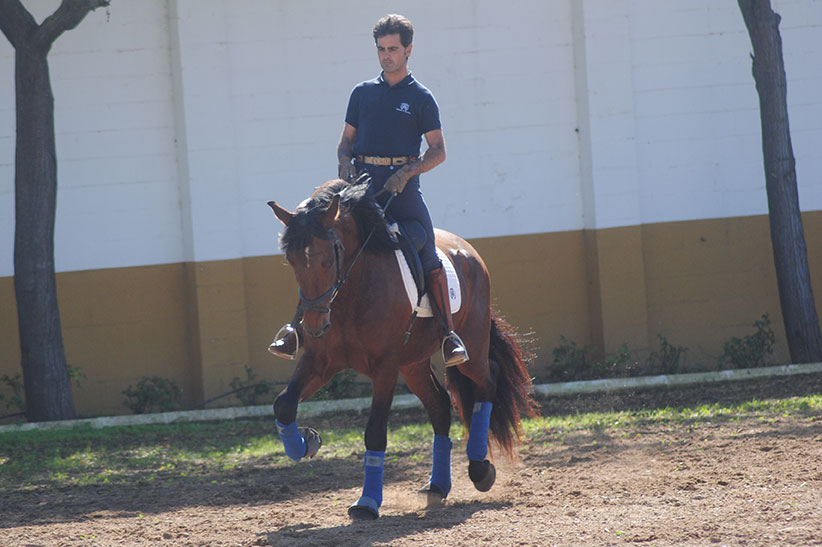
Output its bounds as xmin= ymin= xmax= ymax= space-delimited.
xmin=268 ymin=323 xmax=299 ymax=360
xmin=442 ymin=330 xmax=469 ymax=367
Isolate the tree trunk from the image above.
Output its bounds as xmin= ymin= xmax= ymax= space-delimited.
xmin=13 ymin=46 xmax=76 ymax=421
xmin=1 ymin=0 xmax=110 ymax=421
xmin=738 ymin=0 xmax=822 ymax=364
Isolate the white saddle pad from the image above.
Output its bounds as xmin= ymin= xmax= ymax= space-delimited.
xmin=394 ymin=246 xmax=461 ymax=318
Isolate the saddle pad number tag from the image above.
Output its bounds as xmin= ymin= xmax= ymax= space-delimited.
xmin=395 ymin=247 xmax=461 ymax=318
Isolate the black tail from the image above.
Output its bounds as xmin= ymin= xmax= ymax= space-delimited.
xmin=446 ymin=310 xmax=540 ymax=458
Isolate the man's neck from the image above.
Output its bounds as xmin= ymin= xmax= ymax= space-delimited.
xmin=383 ymin=68 xmax=409 ymax=87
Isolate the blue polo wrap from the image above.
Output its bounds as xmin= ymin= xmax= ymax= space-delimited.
xmin=430 ymin=434 xmax=452 ymax=497
xmin=360 ymin=449 xmax=386 ymax=507
xmin=466 ymin=401 xmax=493 ymax=461
xmin=276 ymin=419 xmax=306 ymax=462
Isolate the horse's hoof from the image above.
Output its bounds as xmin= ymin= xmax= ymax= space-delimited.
xmin=468 ymin=459 xmax=496 ymax=492
xmin=299 ymin=427 xmax=322 ymax=459
xmin=418 ymin=482 xmax=447 ymax=507
xmin=348 ymin=496 xmax=379 ymax=520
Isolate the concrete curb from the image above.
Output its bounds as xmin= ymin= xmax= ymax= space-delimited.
xmin=531 ymin=362 xmax=822 ymax=397
xmin=1 ymin=362 xmax=820 ymax=434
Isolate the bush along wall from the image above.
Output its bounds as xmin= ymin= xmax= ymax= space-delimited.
xmin=544 ymin=314 xmax=776 ymax=383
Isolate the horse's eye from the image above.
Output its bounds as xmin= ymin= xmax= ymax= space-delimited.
xmin=321 ymin=258 xmax=333 ymax=270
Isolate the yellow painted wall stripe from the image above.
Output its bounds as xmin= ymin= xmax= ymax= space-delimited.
xmin=1 ymin=213 xmax=820 ymax=417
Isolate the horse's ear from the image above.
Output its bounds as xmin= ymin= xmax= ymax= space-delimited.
xmin=320 ymin=194 xmax=340 ymax=230
xmin=268 ymin=201 xmax=294 ymax=226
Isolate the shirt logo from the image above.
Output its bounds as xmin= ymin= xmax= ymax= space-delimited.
xmin=396 ymin=102 xmax=411 ymax=115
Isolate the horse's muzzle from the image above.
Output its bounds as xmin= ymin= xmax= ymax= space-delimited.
xmin=301 ymin=316 xmax=331 ymax=338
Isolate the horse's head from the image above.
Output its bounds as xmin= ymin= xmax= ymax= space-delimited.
xmin=269 ymin=193 xmax=343 ymax=338
xmin=269 ymin=178 xmax=396 ymax=339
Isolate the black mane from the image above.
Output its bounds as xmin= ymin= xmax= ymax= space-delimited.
xmin=279 ymin=179 xmax=397 ymax=255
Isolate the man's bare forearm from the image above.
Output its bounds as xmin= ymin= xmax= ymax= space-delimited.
xmin=338 ymin=135 xmax=355 ymax=164
xmin=405 ymin=142 xmax=445 ymax=177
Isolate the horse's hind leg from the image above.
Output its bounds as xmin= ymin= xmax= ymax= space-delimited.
xmin=348 ymin=366 xmax=399 ymax=521
xmin=401 ymin=359 xmax=452 ymax=503
xmin=456 ymin=354 xmax=498 ymax=492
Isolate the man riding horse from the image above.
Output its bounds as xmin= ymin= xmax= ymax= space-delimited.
xmin=269 ymin=14 xmax=468 ymax=367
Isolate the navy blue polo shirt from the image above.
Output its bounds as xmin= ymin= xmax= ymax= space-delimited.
xmin=345 ymin=72 xmax=441 ymax=157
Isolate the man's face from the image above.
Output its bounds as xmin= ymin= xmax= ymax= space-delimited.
xmin=376 ymin=33 xmax=411 ymax=75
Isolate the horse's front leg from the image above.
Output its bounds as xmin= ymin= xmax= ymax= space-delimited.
xmin=348 ymin=367 xmax=399 ymax=521
xmin=272 ymin=357 xmax=325 ymax=462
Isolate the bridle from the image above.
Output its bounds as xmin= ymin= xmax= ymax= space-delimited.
xmin=294 ymin=190 xmax=394 ymax=336
xmin=296 ymin=226 xmax=346 ymax=316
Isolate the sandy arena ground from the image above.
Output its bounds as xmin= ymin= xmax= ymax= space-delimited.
xmin=2 ymin=376 xmax=821 ymax=546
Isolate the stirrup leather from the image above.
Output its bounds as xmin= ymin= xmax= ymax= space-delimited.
xmin=442 ymin=330 xmax=469 ymax=367
xmin=269 ymin=324 xmax=299 ymax=360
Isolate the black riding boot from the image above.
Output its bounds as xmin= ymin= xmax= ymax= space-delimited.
xmin=425 ymin=266 xmax=469 ymax=366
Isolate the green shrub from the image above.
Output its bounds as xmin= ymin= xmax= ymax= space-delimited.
xmin=122 ymin=376 xmax=183 ymax=414
xmin=646 ymin=335 xmax=688 ymax=375
xmin=1 ymin=374 xmax=25 ymax=414
xmin=599 ymin=343 xmax=641 ymax=378
xmin=549 ymin=336 xmax=595 ymax=381
xmin=547 ymin=316 xmax=776 ymax=382
xmin=1 ymin=366 xmax=86 ymax=417
xmin=718 ymin=314 xmax=775 ymax=369
xmin=549 ymin=337 xmax=639 ymax=381
xmin=313 ymin=370 xmax=371 ymax=400
xmin=67 ymin=365 xmax=87 ymax=389
xmin=230 ymin=365 xmax=273 ymax=406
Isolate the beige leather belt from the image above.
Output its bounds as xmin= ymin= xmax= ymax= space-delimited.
xmin=356 ymin=155 xmax=416 ymax=166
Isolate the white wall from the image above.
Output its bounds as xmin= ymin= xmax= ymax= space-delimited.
xmin=631 ymin=1 xmax=766 ymax=224
xmin=0 ymin=1 xmax=182 ymax=276
xmin=631 ymin=0 xmax=822 ymax=225
xmin=1 ymin=0 xmax=821 ymax=276
xmin=578 ymin=0 xmax=822 ymax=229
xmin=168 ymin=0 xmax=581 ymax=262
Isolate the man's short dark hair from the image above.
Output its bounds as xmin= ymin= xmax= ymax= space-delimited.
xmin=373 ymin=14 xmax=414 ymax=47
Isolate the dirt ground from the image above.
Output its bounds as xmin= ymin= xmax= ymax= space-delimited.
xmin=2 ymin=375 xmax=821 ymax=546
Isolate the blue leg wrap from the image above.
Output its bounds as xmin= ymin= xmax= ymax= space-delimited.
xmin=360 ymin=450 xmax=386 ymax=508
xmin=466 ymin=401 xmax=493 ymax=461
xmin=276 ymin=419 xmax=306 ymax=462
xmin=430 ymin=434 xmax=452 ymax=497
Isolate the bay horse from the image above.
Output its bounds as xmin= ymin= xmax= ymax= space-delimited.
xmin=267 ymin=178 xmax=539 ymax=520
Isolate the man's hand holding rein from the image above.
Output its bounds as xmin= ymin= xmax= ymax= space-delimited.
xmin=339 ymin=157 xmax=358 ymax=182
xmin=384 ymin=165 xmax=412 ymax=194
